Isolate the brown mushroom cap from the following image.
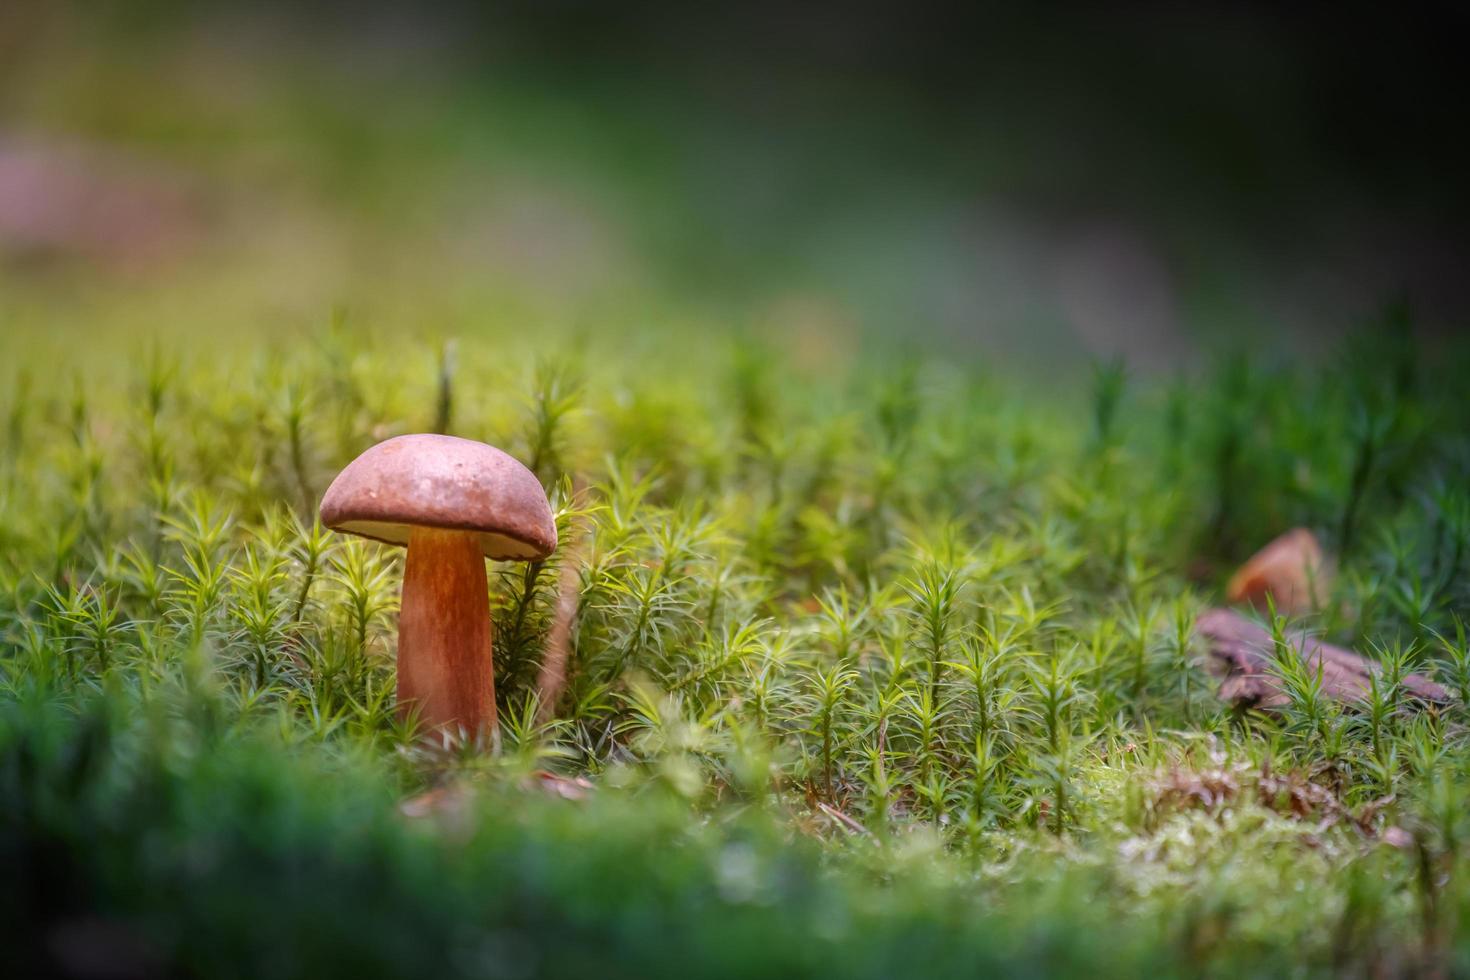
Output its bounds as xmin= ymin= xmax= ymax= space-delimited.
xmin=1225 ymin=527 xmax=1328 ymax=615
xmin=320 ymin=434 xmax=556 ymax=560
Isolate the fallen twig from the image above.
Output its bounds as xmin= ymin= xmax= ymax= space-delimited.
xmin=1196 ymin=608 xmax=1451 ymax=709
xmin=816 ymin=801 xmax=878 ymax=843
xmin=534 ymin=491 xmax=588 ymax=726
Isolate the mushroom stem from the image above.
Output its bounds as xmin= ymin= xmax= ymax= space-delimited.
xmin=398 ymin=526 xmax=496 ymax=735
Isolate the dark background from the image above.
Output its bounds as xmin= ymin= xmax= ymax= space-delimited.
xmin=2 ymin=1 xmax=1466 ymax=367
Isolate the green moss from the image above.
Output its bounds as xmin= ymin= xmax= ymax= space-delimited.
xmin=2 ymin=315 xmax=1469 ymax=975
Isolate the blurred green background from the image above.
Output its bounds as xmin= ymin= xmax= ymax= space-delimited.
xmin=3 ymin=1 xmax=1466 ymax=370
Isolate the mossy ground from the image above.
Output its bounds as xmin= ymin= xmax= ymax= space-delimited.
xmin=5 ymin=315 xmax=1470 ymax=977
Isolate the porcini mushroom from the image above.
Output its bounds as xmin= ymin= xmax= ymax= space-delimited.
xmin=319 ymin=434 xmax=556 ymax=735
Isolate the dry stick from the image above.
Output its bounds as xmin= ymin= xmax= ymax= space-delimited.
xmin=1196 ymin=608 xmax=1451 ymax=708
xmin=816 ymin=801 xmax=878 ymax=843
xmin=535 ymin=504 xmax=587 ymax=726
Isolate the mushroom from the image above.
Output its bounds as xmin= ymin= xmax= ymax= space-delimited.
xmin=1225 ymin=527 xmax=1330 ymax=616
xmin=319 ymin=434 xmax=556 ymax=735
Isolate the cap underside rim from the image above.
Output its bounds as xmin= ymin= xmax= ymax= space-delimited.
xmin=329 ymin=518 xmax=551 ymax=561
